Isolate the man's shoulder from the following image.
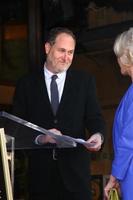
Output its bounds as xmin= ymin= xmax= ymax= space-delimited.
xmin=17 ymin=68 xmax=43 ymax=83
xmin=68 ymin=68 xmax=94 ymax=80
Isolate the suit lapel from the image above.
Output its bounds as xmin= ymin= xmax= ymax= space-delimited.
xmin=35 ymin=69 xmax=52 ymax=112
xmin=58 ymin=69 xmax=74 ymax=113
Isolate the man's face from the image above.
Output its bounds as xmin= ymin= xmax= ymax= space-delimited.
xmin=45 ymin=33 xmax=75 ymax=73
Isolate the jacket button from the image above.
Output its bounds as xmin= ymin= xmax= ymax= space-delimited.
xmin=54 ymin=119 xmax=58 ymax=124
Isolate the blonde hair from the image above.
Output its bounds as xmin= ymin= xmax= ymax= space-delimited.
xmin=114 ymin=27 xmax=133 ymax=65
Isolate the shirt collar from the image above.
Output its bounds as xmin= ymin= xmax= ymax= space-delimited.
xmin=44 ymin=64 xmax=66 ymax=80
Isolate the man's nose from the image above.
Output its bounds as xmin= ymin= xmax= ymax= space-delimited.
xmin=62 ymin=53 xmax=68 ymax=61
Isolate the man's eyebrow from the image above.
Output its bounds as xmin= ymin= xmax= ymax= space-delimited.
xmin=58 ymin=48 xmax=74 ymax=51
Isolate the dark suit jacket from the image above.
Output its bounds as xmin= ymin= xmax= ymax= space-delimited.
xmin=12 ymin=67 xmax=105 ymax=195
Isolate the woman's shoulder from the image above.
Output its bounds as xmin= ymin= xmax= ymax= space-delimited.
xmin=125 ymin=84 xmax=133 ymax=98
xmin=121 ymin=84 xmax=133 ymax=107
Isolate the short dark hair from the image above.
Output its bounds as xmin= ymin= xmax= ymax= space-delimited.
xmin=46 ymin=27 xmax=76 ymax=45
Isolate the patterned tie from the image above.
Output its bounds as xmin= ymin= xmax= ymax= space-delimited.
xmin=50 ymin=75 xmax=59 ymax=115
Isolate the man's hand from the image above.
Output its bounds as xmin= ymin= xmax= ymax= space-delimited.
xmin=83 ymin=133 xmax=104 ymax=151
xmin=37 ymin=128 xmax=62 ymax=144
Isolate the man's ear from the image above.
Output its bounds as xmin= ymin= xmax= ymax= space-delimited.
xmin=45 ymin=42 xmax=51 ymax=54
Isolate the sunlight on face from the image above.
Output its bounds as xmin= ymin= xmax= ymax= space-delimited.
xmin=45 ymin=33 xmax=75 ymax=73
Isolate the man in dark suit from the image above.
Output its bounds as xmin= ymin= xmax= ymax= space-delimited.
xmin=12 ymin=27 xmax=105 ymax=200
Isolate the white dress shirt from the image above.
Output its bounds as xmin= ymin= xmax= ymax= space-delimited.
xmin=44 ymin=65 xmax=66 ymax=102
